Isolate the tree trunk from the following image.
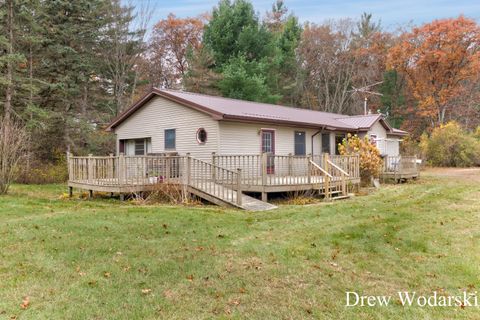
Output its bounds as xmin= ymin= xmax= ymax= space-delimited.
xmin=4 ymin=0 xmax=14 ymax=120
xmin=29 ymin=44 xmax=33 ymax=105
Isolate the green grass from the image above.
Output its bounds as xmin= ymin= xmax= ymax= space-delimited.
xmin=0 ymin=172 xmax=479 ymax=319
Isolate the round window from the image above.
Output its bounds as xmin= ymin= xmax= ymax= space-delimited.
xmin=196 ymin=128 xmax=207 ymax=144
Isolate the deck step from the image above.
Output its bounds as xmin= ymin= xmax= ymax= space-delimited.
xmin=239 ymin=195 xmax=277 ymax=211
xmin=331 ymin=195 xmax=350 ymax=201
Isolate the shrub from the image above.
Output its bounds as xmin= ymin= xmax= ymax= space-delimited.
xmin=338 ymin=134 xmax=383 ymax=184
xmin=0 ymin=117 xmax=29 ymax=194
xmin=420 ymin=122 xmax=480 ymax=167
xmin=17 ymin=161 xmax=68 ymax=184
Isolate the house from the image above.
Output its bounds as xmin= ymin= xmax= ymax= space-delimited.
xmin=106 ymin=88 xmax=408 ymax=160
xmin=67 ymin=89 xmax=414 ymax=209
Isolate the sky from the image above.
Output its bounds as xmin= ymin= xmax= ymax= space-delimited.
xmin=129 ymin=0 xmax=480 ymax=30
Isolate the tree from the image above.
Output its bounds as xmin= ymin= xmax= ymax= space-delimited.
xmin=1 ymin=0 xmax=14 ymax=120
xmin=264 ymin=0 xmax=288 ymax=33
xmin=147 ymin=13 xmax=204 ymax=89
xmin=100 ymin=0 xmax=148 ymax=115
xmin=268 ymin=11 xmax=302 ymax=106
xmin=203 ymin=0 xmax=272 ymax=67
xmin=297 ymin=20 xmax=358 ymax=113
xmin=184 ymin=45 xmax=222 ymax=95
xmin=388 ymin=16 xmax=480 ymax=127
xmin=0 ymin=116 xmax=29 ymax=194
xmin=218 ymin=55 xmax=279 ymax=103
xmin=356 ymin=12 xmax=381 ymax=39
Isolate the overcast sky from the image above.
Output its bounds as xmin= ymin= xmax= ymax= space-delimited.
xmin=129 ymin=0 xmax=480 ymax=30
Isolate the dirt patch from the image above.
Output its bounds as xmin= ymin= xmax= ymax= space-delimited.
xmin=423 ymin=167 xmax=480 ymax=182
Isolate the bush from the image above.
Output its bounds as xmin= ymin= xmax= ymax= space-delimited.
xmin=420 ymin=122 xmax=480 ymax=167
xmin=0 ymin=117 xmax=29 ymax=194
xmin=338 ymin=134 xmax=383 ymax=184
xmin=17 ymin=161 xmax=69 ymax=184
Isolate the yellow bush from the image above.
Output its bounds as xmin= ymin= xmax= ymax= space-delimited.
xmin=420 ymin=122 xmax=480 ymax=167
xmin=338 ymin=134 xmax=383 ymax=183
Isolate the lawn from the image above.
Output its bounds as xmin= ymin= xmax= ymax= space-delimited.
xmin=0 ymin=169 xmax=479 ymax=319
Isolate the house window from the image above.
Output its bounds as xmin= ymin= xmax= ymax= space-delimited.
xmin=335 ymin=134 xmax=345 ymax=155
xmin=165 ymin=129 xmax=176 ymax=149
xmin=121 ymin=138 xmax=151 ymax=155
xmin=134 ymin=139 xmax=145 ymax=155
xmin=321 ymin=133 xmax=330 ymax=154
xmin=294 ymin=131 xmax=306 ymax=155
xmin=370 ymin=134 xmax=377 ymax=146
xmin=196 ymin=128 xmax=207 ymax=144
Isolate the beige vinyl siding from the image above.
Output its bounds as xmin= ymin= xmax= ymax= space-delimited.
xmin=218 ymin=121 xmax=324 ymax=155
xmin=114 ymin=96 xmax=219 ymax=161
xmin=358 ymin=120 xmax=401 ymax=156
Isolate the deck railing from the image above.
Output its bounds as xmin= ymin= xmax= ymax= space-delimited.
xmin=383 ymin=155 xmax=418 ymax=175
xmin=213 ymin=153 xmax=360 ymax=186
xmin=68 ymin=154 xmax=186 ymax=187
xmin=188 ymin=155 xmax=242 ymax=205
xmin=68 ymin=152 xmax=360 ymax=202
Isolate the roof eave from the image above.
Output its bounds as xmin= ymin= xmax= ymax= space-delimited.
xmin=105 ymin=88 xmax=225 ymax=131
xmin=221 ymin=115 xmax=357 ymax=131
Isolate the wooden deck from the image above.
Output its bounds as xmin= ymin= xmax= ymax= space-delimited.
xmin=67 ymin=153 xmax=360 ymax=210
xmin=380 ymin=156 xmax=420 ymax=182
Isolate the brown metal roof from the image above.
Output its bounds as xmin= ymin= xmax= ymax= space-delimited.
xmin=389 ymin=128 xmax=408 ymax=136
xmin=336 ymin=114 xmax=383 ymax=129
xmin=106 ymin=88 xmax=407 ymax=135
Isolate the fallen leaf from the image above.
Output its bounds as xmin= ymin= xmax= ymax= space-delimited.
xmin=229 ymin=299 xmax=240 ymax=306
xmin=163 ymin=290 xmax=174 ymax=299
xmin=186 ymin=274 xmax=194 ymax=282
xmin=103 ymin=272 xmax=111 ymax=278
xmin=20 ymin=296 xmax=29 ymax=309
xmin=141 ymin=288 xmax=152 ymax=295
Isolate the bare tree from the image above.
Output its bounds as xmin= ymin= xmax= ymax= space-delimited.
xmin=297 ymin=20 xmax=358 ymax=114
xmin=101 ymin=0 xmax=152 ymax=115
xmin=0 ymin=116 xmax=29 ymax=194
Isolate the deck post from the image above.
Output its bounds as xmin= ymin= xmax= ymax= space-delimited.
xmin=212 ymin=152 xmax=216 ymax=183
xmin=324 ymin=153 xmax=331 ymax=201
xmin=236 ymin=168 xmax=242 ymax=206
xmin=109 ymin=153 xmax=114 ymax=179
xmin=89 ymin=189 xmax=93 ymax=199
xmin=307 ymin=154 xmax=312 ymax=184
xmin=186 ymin=153 xmax=191 ymax=186
xmin=261 ymin=153 xmax=267 ymax=186
xmin=66 ymin=151 xmax=71 ymax=181
xmin=69 ymin=186 xmax=73 ymax=198
xmin=165 ymin=155 xmax=171 ymax=182
xmin=288 ymin=153 xmax=293 ymax=176
xmin=261 ymin=192 xmax=268 ymax=202
xmin=341 ymin=172 xmax=347 ymax=196
xmin=118 ymin=153 xmax=125 ymax=185
xmin=88 ymin=154 xmax=93 ymax=184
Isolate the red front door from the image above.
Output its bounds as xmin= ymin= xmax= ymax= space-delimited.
xmin=261 ymin=130 xmax=275 ymax=174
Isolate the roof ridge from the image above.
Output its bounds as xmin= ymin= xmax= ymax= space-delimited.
xmin=160 ymin=88 xmax=347 ymax=117
xmin=335 ymin=114 xmax=382 ymax=119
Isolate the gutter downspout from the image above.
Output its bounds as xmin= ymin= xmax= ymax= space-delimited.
xmin=311 ymin=127 xmax=325 ymax=155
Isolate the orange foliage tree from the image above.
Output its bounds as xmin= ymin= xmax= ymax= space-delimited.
xmin=147 ymin=14 xmax=205 ymax=88
xmin=387 ymin=16 xmax=480 ymax=128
